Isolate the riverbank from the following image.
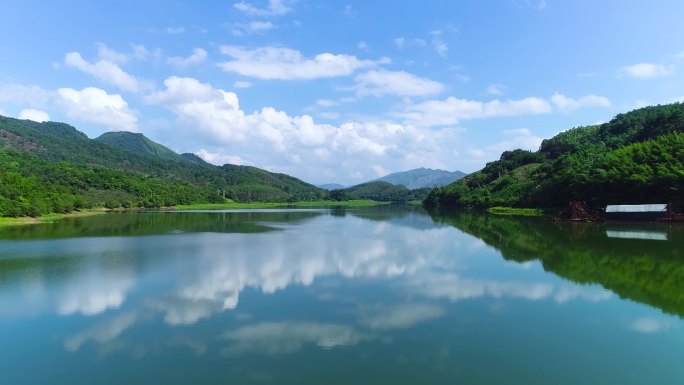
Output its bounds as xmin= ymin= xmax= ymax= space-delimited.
xmin=173 ymin=200 xmax=389 ymax=210
xmin=0 ymin=209 xmax=109 ymax=226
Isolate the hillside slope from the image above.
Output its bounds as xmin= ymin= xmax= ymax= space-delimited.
xmin=95 ymin=131 xmax=191 ymax=164
xmin=425 ymin=103 xmax=684 ymax=210
xmin=373 ymin=167 xmax=465 ymax=189
xmin=0 ymin=116 xmax=325 ymax=216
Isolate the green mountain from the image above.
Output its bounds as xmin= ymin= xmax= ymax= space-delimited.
xmin=0 ymin=116 xmax=325 ymax=216
xmin=329 ymin=181 xmax=431 ymax=202
xmin=373 ymin=167 xmax=465 ymax=189
xmin=95 ymin=131 xmax=190 ymax=164
xmin=425 ymin=103 xmax=684 ymax=210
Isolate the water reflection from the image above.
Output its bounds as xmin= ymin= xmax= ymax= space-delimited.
xmin=1 ymin=207 xmax=683 ymax=384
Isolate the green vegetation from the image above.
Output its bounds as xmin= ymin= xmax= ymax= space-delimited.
xmin=486 ymin=206 xmax=543 ymax=216
xmin=0 ymin=115 xmax=328 ymax=217
xmin=329 ymin=181 xmax=431 ymax=202
xmin=426 ymin=103 xmax=684 ymax=210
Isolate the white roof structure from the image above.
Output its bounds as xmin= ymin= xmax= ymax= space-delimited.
xmin=605 ymin=204 xmax=667 ymax=213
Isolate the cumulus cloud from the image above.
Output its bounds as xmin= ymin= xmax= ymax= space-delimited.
xmin=232 ymin=21 xmax=276 ymax=36
xmin=64 ymin=51 xmax=142 ymax=92
xmin=167 ymin=48 xmax=208 ymax=68
xmin=400 ymin=96 xmax=552 ymax=126
xmin=354 ymin=70 xmax=444 ymax=97
xmin=234 ymin=0 xmax=292 ymax=17
xmin=550 ymin=92 xmax=611 ymax=111
xmin=18 ymin=108 xmax=50 ymax=122
xmin=56 ymin=87 xmax=138 ymax=131
xmin=0 ymin=84 xmax=52 ymax=107
xmin=620 ymin=63 xmax=673 ymax=79
xmin=196 ymin=149 xmax=250 ymax=166
xmin=147 ymin=76 xmax=453 ymax=184
xmin=218 ymin=46 xmax=377 ymax=80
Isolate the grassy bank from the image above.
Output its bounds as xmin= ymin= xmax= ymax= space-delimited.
xmin=0 ymin=209 xmax=109 ymax=226
xmin=173 ymin=200 xmax=389 ymax=210
xmin=487 ymin=206 xmax=544 ymax=216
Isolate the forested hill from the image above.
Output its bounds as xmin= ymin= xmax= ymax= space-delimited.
xmin=95 ymin=131 xmax=195 ymax=164
xmin=329 ymin=181 xmax=431 ymax=202
xmin=372 ymin=168 xmax=465 ymax=189
xmin=0 ymin=115 xmax=325 ymax=216
xmin=425 ymin=102 xmax=684 ymax=210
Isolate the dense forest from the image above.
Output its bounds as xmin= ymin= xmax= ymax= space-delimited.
xmin=0 ymin=116 xmax=326 ymax=216
xmin=425 ymin=102 xmax=684 ymax=210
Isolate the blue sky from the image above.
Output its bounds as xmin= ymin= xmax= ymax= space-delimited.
xmin=1 ymin=0 xmax=683 ymax=185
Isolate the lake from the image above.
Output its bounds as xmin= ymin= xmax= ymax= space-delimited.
xmin=1 ymin=206 xmax=683 ymax=384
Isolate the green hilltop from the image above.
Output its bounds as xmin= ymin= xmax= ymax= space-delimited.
xmin=425 ymin=102 xmax=684 ymax=211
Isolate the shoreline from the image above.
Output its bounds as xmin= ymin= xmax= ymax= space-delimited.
xmin=0 ymin=200 xmax=392 ymax=227
xmin=0 ymin=209 xmax=110 ymax=227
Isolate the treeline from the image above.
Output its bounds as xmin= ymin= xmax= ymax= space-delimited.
xmin=426 ymin=102 xmax=684 ymax=210
xmin=328 ymin=181 xmax=431 ymax=202
xmin=0 ymin=149 xmax=222 ymax=216
xmin=0 ymin=115 xmax=329 ymax=216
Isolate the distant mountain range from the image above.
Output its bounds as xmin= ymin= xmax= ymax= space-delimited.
xmin=372 ymin=167 xmax=466 ymax=189
xmin=318 ymin=183 xmax=345 ymax=190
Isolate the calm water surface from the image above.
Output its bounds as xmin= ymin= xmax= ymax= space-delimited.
xmin=1 ymin=206 xmax=683 ymax=384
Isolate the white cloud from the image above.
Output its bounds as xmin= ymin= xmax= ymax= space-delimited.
xmin=234 ymin=80 xmax=253 ymax=89
xmin=234 ymin=0 xmax=292 ymax=17
xmin=372 ymin=164 xmax=388 ymax=177
xmin=231 ymin=21 xmax=276 ymax=36
xmin=132 ymin=44 xmax=151 ymax=60
xmin=620 ymin=63 xmax=673 ymax=79
xmin=96 ymin=43 xmax=129 ymax=64
xmin=486 ymin=85 xmax=505 ymax=95
xmin=316 ymin=98 xmax=339 ymax=107
xmin=196 ymin=149 xmax=250 ymax=165
xmin=56 ymin=87 xmax=138 ymax=131
xmin=357 ymin=41 xmax=370 ymax=51
xmin=167 ymin=48 xmax=208 ymax=68
xmin=18 ymin=108 xmax=50 ymax=122
xmin=247 ymin=20 xmax=275 ymax=33
xmin=433 ymin=40 xmax=448 ymax=56
xmin=147 ymin=76 xmax=454 ymax=184
xmin=550 ymin=92 xmax=611 ymax=112
xmin=218 ymin=46 xmax=377 ymax=80
xmin=354 ymin=70 xmax=444 ymax=97
xmin=64 ymin=51 xmax=142 ymax=92
xmin=401 ymin=96 xmax=552 ymax=126
xmin=0 ymin=84 xmax=52 ymax=107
